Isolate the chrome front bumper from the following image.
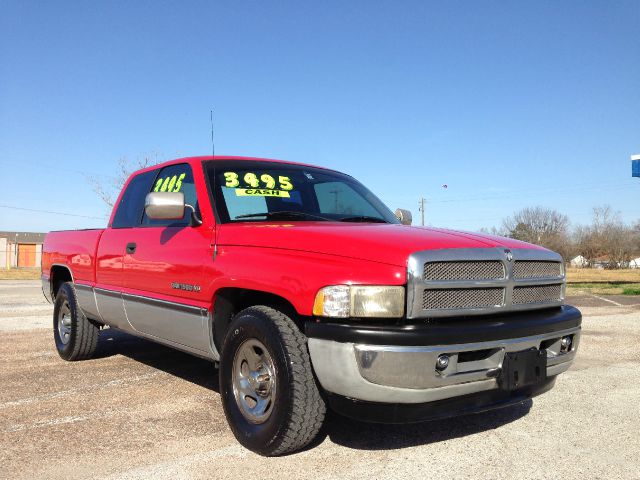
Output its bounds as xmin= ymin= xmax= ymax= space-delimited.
xmin=308 ymin=326 xmax=580 ymax=404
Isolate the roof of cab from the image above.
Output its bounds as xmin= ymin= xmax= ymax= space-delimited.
xmin=135 ymin=155 xmax=338 ymax=175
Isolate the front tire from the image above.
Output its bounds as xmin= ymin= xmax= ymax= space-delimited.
xmin=219 ymin=306 xmax=326 ymax=456
xmin=53 ymin=282 xmax=99 ymax=361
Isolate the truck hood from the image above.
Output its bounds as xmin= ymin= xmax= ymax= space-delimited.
xmin=216 ymin=222 xmax=547 ymax=267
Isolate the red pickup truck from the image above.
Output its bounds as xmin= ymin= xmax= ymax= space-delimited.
xmin=42 ymin=156 xmax=581 ymax=455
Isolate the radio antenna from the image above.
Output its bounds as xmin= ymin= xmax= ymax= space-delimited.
xmin=210 ymin=109 xmax=215 ymax=158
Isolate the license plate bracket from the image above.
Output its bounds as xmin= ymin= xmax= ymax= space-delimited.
xmin=499 ymin=348 xmax=547 ymax=391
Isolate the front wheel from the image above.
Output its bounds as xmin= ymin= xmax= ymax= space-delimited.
xmin=219 ymin=306 xmax=326 ymax=456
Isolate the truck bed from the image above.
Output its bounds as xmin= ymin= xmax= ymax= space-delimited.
xmin=41 ymin=229 xmax=105 ymax=284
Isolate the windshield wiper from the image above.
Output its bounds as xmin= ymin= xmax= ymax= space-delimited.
xmin=235 ymin=211 xmax=331 ymax=221
xmin=339 ymin=215 xmax=389 ymax=223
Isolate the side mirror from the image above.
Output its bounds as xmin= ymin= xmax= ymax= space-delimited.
xmin=144 ymin=192 xmax=203 ymax=226
xmin=394 ymin=208 xmax=412 ymax=225
xmin=145 ymin=192 xmax=186 ymax=219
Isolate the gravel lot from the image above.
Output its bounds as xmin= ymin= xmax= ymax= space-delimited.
xmin=1 ymin=280 xmax=639 ymax=479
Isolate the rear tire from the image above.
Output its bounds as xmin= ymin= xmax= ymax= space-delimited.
xmin=219 ymin=306 xmax=326 ymax=456
xmin=53 ymin=282 xmax=99 ymax=361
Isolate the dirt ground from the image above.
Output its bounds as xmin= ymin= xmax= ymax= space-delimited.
xmin=565 ymin=267 xmax=640 ymax=283
xmin=0 ymin=269 xmax=40 ymax=281
xmin=1 ymin=280 xmax=639 ymax=479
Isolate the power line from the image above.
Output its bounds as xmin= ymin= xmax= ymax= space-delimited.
xmin=390 ymin=179 xmax=638 ymax=205
xmin=426 ymin=182 xmax=639 ymax=204
xmin=0 ymin=204 xmax=107 ymax=220
xmin=427 ymin=208 xmax=640 ymax=226
xmin=429 ymin=181 xmax=636 ymax=203
xmin=0 ymin=160 xmax=118 ymax=180
xmin=0 ymin=159 xmax=119 ymax=180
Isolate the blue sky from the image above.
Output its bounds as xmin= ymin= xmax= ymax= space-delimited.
xmin=1 ymin=1 xmax=638 ymax=233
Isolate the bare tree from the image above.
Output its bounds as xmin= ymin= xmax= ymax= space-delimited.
xmin=88 ymin=153 xmax=160 ymax=207
xmin=478 ymin=226 xmax=504 ymax=236
xmin=634 ymin=221 xmax=640 ymax=259
xmin=575 ymin=206 xmax=638 ymax=268
xmin=574 ymin=225 xmax=599 ymax=267
xmin=501 ymin=206 xmax=572 ymax=260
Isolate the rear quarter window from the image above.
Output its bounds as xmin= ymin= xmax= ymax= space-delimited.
xmin=111 ymin=170 xmax=156 ymax=228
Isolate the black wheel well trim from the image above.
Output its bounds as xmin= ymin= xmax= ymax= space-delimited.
xmin=211 ymin=287 xmax=308 ymax=351
xmin=49 ymin=264 xmax=74 ymax=300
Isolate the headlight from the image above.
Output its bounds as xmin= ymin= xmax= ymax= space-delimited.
xmin=312 ymin=285 xmax=405 ymax=318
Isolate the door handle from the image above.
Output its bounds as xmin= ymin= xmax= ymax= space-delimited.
xmin=126 ymin=242 xmax=137 ymax=254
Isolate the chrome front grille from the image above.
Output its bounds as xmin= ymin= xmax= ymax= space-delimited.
xmin=513 ymin=261 xmax=562 ymax=279
xmin=423 ymin=261 xmax=505 ymax=281
xmin=407 ymin=248 xmax=566 ymax=319
xmin=513 ymin=284 xmax=563 ymax=305
xmin=423 ymin=288 xmax=504 ymax=310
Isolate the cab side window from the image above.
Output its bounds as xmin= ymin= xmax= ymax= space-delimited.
xmin=111 ymin=170 xmax=156 ymax=228
xmin=142 ymin=164 xmax=199 ymax=226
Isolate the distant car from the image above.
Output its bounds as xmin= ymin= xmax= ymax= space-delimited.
xmin=42 ymin=156 xmax=581 ymax=455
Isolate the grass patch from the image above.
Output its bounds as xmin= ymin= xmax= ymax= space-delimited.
xmin=566 ymin=268 xmax=640 ymax=296
xmin=566 ymin=268 xmax=640 ymax=284
xmin=566 ymin=282 xmax=640 ymax=296
xmin=0 ymin=268 xmax=40 ymax=280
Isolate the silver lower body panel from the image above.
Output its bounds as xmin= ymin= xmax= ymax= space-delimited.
xmin=73 ymin=283 xmax=219 ymax=361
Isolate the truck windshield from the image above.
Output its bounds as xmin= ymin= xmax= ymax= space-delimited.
xmin=205 ymin=160 xmax=399 ymax=224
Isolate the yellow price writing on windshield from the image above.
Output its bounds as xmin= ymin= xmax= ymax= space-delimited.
xmin=235 ymin=188 xmax=291 ymax=198
xmin=260 ymin=174 xmax=276 ymax=189
xmin=223 ymin=171 xmax=294 ymax=191
xmin=223 ymin=171 xmax=239 ymax=187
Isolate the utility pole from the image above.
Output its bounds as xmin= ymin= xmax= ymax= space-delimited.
xmin=330 ymin=189 xmax=340 ymax=213
xmin=419 ymin=197 xmax=426 ymax=226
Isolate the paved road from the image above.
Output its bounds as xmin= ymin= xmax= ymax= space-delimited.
xmin=1 ymin=281 xmax=639 ymax=479
xmin=0 ymin=280 xmax=52 ymax=331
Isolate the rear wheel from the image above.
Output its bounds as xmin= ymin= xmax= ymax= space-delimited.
xmin=53 ymin=282 xmax=99 ymax=361
xmin=219 ymin=306 xmax=326 ymax=456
